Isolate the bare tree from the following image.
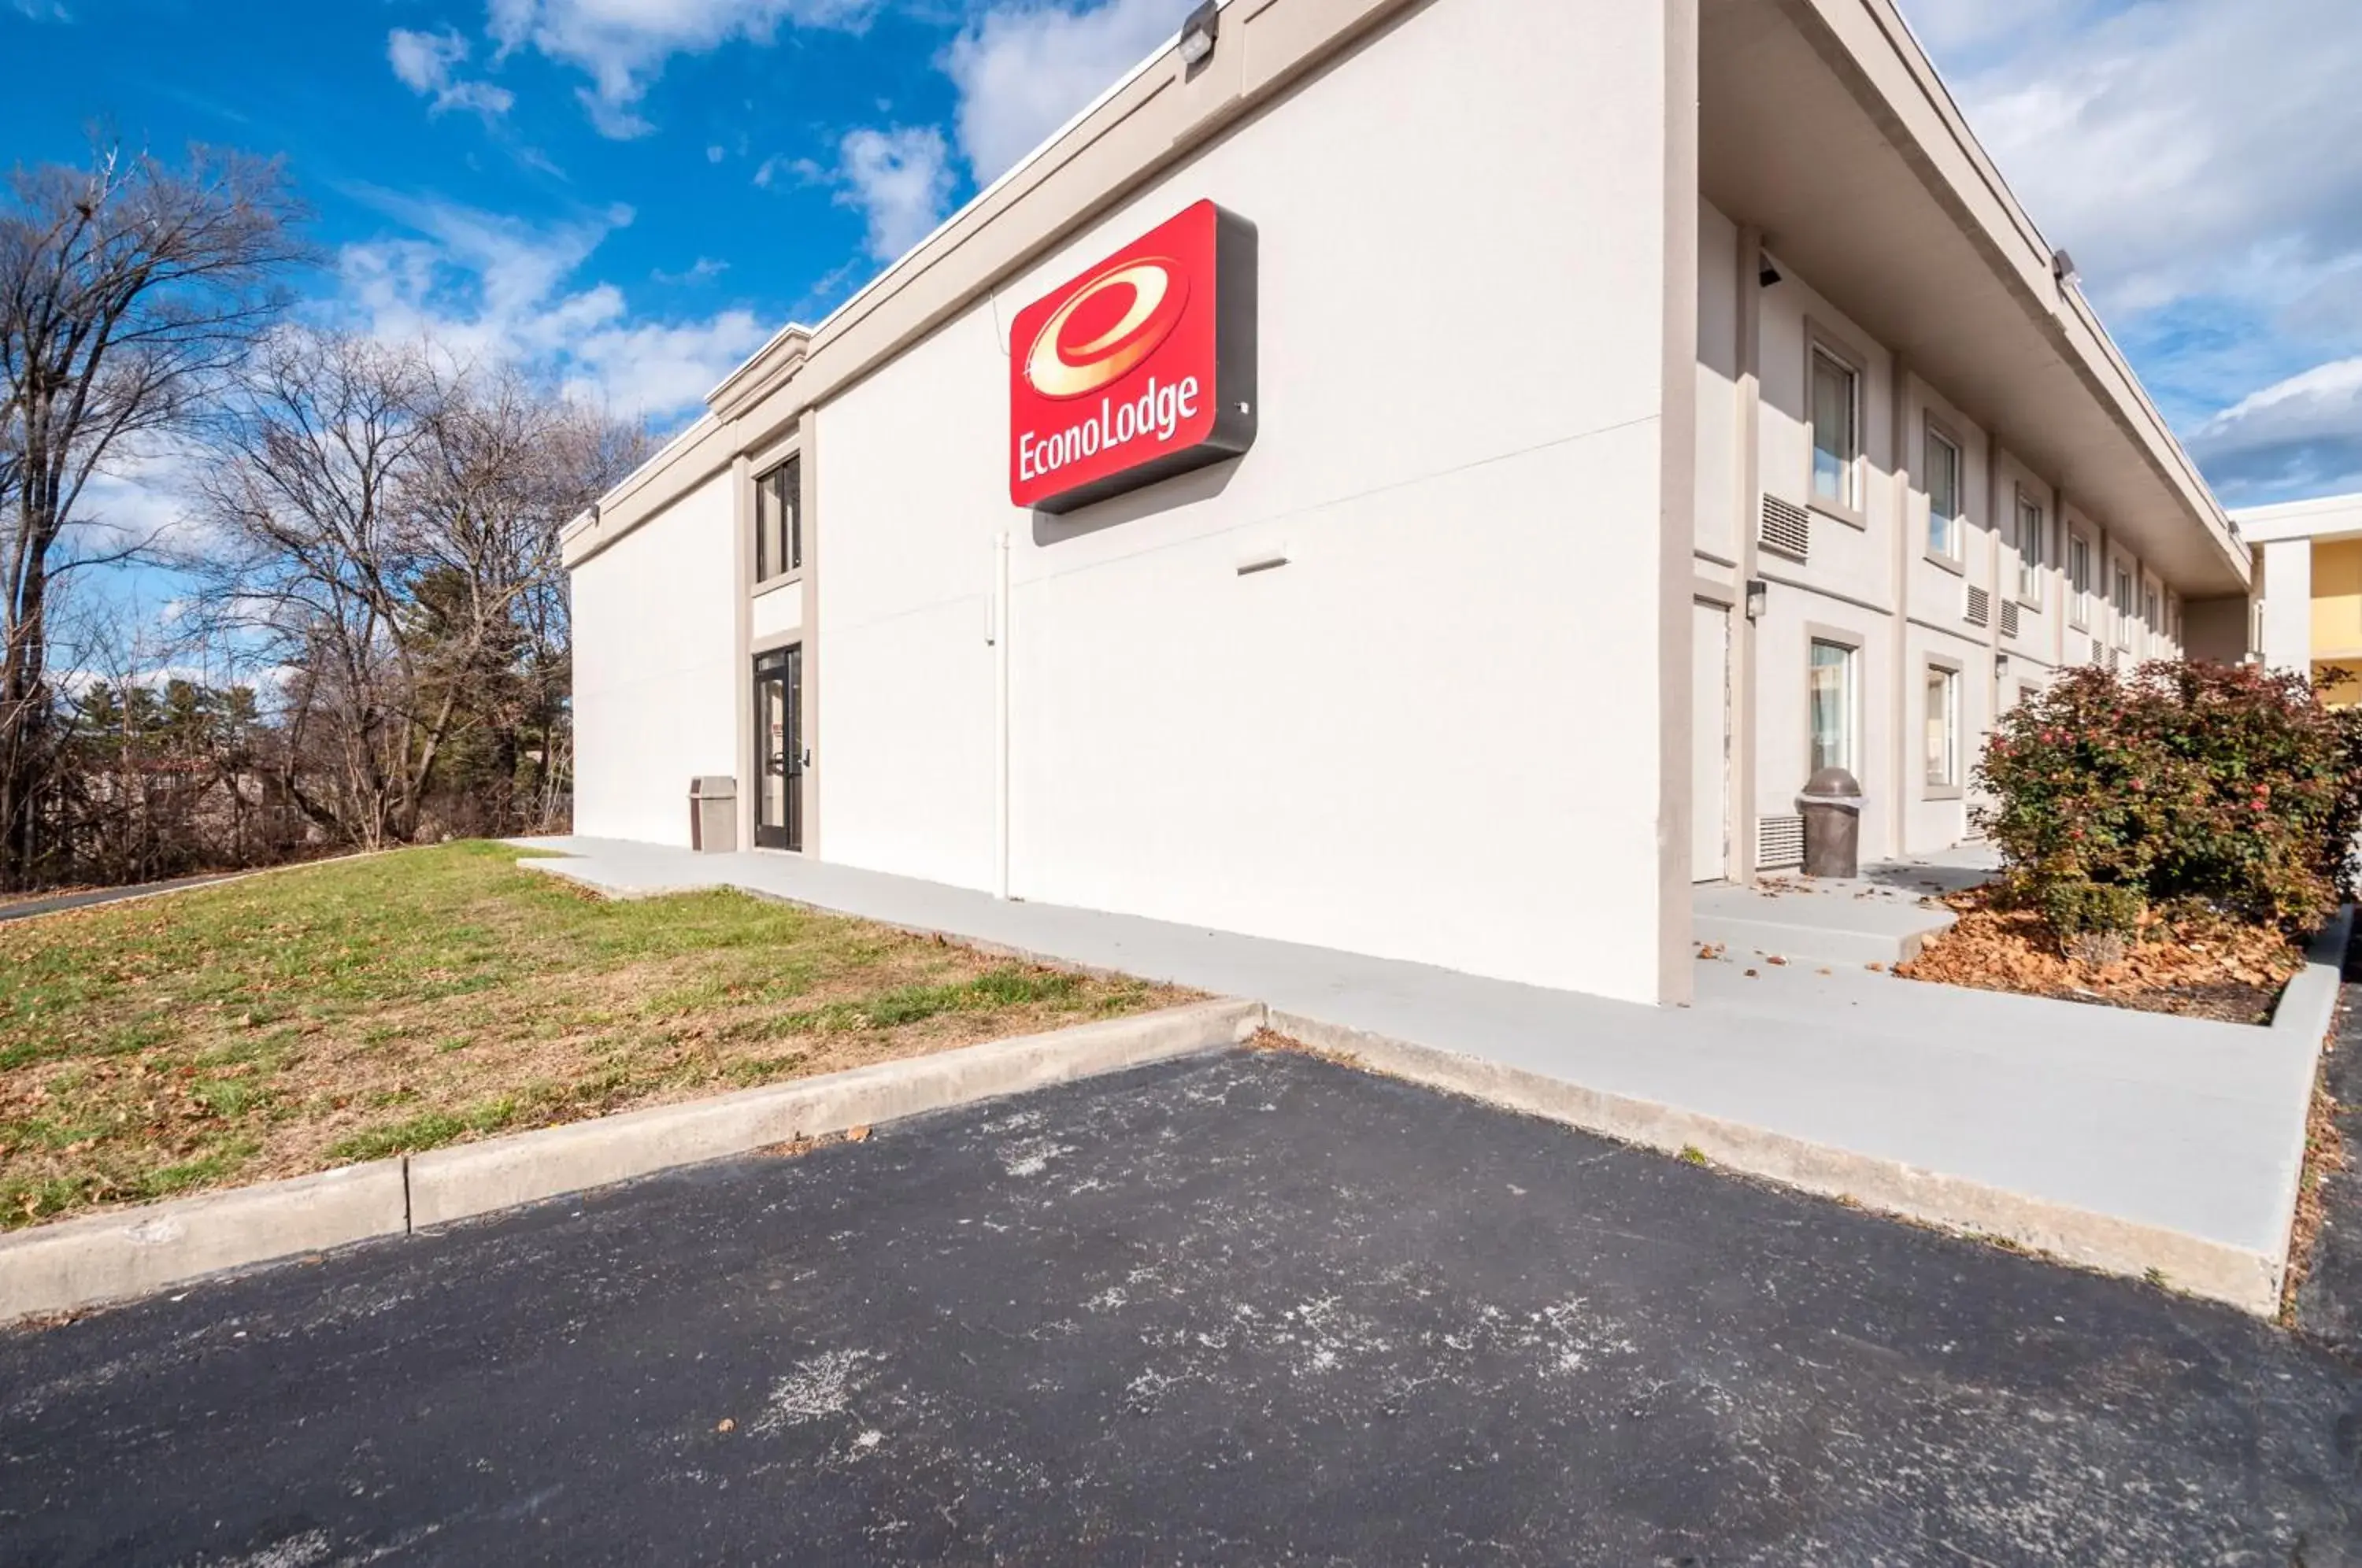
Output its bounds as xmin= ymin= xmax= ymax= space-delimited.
xmin=403 ymin=362 xmax=644 ymax=835
xmin=0 ymin=142 xmax=305 ymax=886
xmin=189 ymin=331 xmax=645 ymax=849
xmin=187 ymin=328 xmax=433 ymax=849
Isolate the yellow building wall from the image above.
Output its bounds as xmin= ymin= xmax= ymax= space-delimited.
xmin=2311 ymin=539 xmax=2362 ymax=660
xmin=2310 ymin=540 xmax=2362 ymax=705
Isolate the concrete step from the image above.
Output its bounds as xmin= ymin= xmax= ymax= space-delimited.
xmin=1693 ymin=881 xmax=1957 ymax=968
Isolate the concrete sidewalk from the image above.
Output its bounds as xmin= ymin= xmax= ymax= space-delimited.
xmin=515 ymin=836 xmax=2327 ymax=1313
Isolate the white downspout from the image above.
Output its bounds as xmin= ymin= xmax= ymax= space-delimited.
xmin=993 ymin=531 xmax=1011 ymax=900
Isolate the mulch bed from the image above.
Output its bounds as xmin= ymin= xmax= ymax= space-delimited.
xmin=1896 ymin=887 xmax=2305 ymax=1024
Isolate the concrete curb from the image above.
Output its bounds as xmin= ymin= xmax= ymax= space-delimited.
xmin=0 ymin=1000 xmax=1261 ymax=1326
xmin=0 ymin=1160 xmax=409 ymax=1325
xmin=1271 ymin=1008 xmax=2284 ymax=1317
xmin=409 ymin=999 xmax=1263 ymax=1229
xmin=2271 ymin=903 xmax=2352 ymax=1041
xmin=523 ymin=851 xmax=2331 ymax=1316
xmin=2259 ymin=901 xmax=2355 ymax=1305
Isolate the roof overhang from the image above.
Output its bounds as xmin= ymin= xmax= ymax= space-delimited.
xmin=1700 ymin=0 xmax=2249 ymax=597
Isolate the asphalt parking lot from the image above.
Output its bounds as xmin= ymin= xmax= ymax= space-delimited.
xmin=5 ymin=1046 xmax=2360 ymax=1565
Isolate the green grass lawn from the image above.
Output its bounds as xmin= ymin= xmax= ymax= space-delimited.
xmin=0 ymin=842 xmax=1181 ymax=1230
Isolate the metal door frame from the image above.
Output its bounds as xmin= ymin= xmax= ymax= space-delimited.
xmin=753 ymin=645 xmax=802 ymax=852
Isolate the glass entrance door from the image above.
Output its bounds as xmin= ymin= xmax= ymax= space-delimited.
xmin=753 ymin=645 xmax=802 ymax=851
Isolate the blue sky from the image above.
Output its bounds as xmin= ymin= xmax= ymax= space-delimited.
xmin=4 ymin=0 xmax=2360 ymax=579
xmin=2 ymin=0 xmax=1202 ymax=427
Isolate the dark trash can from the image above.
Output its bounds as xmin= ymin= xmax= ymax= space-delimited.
xmin=1797 ymin=767 xmax=1863 ymax=878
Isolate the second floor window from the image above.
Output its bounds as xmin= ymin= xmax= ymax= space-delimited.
xmin=1810 ymin=347 xmax=1859 ymax=512
xmin=1925 ymin=426 xmax=1962 ymax=559
xmin=2068 ymin=534 xmax=2092 ymax=627
xmin=757 ymin=457 xmax=802 ymax=582
xmin=2016 ymin=493 xmax=2045 ymax=605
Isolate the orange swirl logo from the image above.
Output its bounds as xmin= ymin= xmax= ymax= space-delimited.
xmin=1022 ymin=257 xmax=1190 ymax=400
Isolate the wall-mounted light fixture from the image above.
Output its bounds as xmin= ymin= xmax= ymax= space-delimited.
xmin=1757 ymin=257 xmax=1783 ymax=289
xmin=1745 ymin=578 xmax=1768 ymax=622
xmin=1179 ymin=0 xmax=1220 ymax=68
xmin=1995 ymin=651 xmax=2011 ymax=679
xmin=2051 ymin=247 xmax=2080 ymax=288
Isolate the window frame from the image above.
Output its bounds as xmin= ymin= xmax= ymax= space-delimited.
xmin=2112 ymin=560 xmax=2136 ymax=650
xmin=1923 ymin=419 xmax=1964 ymax=566
xmin=2014 ymin=486 xmax=2047 ymax=608
xmin=1923 ymin=659 xmax=1964 ymax=799
xmin=1805 ymin=631 xmax=1862 ymax=779
xmin=753 ymin=456 xmax=803 ymax=587
xmin=1805 ymin=329 xmax=1868 ymax=527
xmin=2067 ymin=530 xmax=2094 ymax=630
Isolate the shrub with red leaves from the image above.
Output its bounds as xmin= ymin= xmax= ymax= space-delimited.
xmin=1977 ymin=660 xmax=2362 ymax=934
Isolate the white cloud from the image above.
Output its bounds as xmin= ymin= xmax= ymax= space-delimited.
xmin=1901 ymin=0 xmax=2362 ymax=502
xmin=483 ymin=0 xmax=876 ymax=139
xmin=942 ymin=0 xmax=1192 ymax=182
xmin=829 ymin=125 xmax=955 ymax=262
xmin=1937 ymin=0 xmax=2362 ymax=320
xmin=2189 ymin=357 xmax=2362 ymax=498
xmin=388 ymin=27 xmax=516 ymax=120
xmin=335 ymin=194 xmax=768 ymax=421
xmin=653 ymin=256 xmax=731 ymax=286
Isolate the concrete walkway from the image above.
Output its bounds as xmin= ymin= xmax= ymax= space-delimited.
xmin=1691 ymin=843 xmax=1997 ymax=967
xmin=515 ymin=836 xmax=2326 ymax=1314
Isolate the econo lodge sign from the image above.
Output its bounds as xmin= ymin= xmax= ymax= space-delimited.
xmin=1009 ymin=200 xmax=1258 ymax=514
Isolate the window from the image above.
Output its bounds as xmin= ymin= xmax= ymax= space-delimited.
xmin=2068 ymin=533 xmax=2093 ymax=628
xmin=2143 ymin=583 xmax=2160 ymax=649
xmin=756 ymin=457 xmax=802 ymax=582
xmin=2113 ymin=564 xmax=2134 ymax=648
xmin=2016 ymin=491 xmax=2045 ymax=605
xmin=1925 ymin=425 xmax=1962 ymax=560
xmin=1809 ymin=347 xmax=1860 ymax=513
xmin=1925 ymin=665 xmax=1960 ymax=790
xmin=1809 ymin=639 xmax=1857 ymax=775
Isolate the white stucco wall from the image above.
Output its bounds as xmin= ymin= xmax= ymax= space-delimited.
xmin=816 ymin=0 xmax=1677 ymax=999
xmin=570 ymin=471 xmax=738 ymax=846
xmin=750 ymin=579 xmax=802 ymax=643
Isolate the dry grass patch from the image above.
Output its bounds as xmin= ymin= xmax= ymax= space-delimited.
xmin=0 ymin=841 xmax=1186 ymax=1227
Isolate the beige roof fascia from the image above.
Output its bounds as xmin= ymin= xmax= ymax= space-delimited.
xmin=2234 ymin=493 xmax=2362 ymax=545
xmin=1797 ymin=0 xmax=2245 ymax=590
xmin=567 ymin=0 xmax=1420 ymax=571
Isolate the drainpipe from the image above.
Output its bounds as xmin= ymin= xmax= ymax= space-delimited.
xmin=992 ymin=531 xmax=1011 ymax=900
xmin=1988 ymin=446 xmax=2007 ymax=715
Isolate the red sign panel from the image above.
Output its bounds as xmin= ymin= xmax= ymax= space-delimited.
xmin=1009 ymin=200 xmax=1257 ymax=514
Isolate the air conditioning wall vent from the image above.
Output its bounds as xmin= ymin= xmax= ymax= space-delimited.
xmin=1759 ymin=494 xmax=1810 ymax=561
xmin=1757 ymin=815 xmax=1805 ymax=870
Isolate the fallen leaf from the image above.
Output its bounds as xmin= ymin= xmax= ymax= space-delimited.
xmin=716 ymin=1418 xmax=735 ymax=1433
xmin=846 ymin=1126 xmax=871 ymax=1143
